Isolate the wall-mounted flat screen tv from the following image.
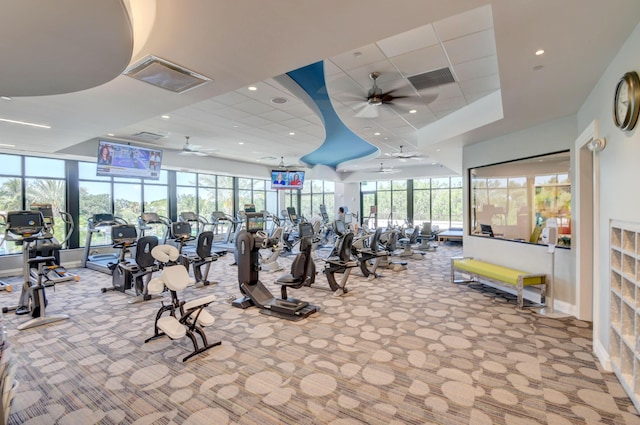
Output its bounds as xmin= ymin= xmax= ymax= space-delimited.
xmin=97 ymin=140 xmax=162 ymax=180
xmin=271 ymin=170 xmax=305 ymax=190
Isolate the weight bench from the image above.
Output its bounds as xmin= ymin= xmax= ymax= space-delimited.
xmin=451 ymin=257 xmax=546 ymax=309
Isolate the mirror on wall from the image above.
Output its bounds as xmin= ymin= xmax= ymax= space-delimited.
xmin=469 ymin=150 xmax=571 ymax=248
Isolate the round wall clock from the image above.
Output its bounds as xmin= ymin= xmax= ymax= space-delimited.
xmin=613 ymin=71 xmax=640 ymax=132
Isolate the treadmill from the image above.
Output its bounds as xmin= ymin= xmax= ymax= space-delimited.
xmin=81 ymin=213 xmax=127 ymax=274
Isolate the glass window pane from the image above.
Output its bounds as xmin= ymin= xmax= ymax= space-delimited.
xmin=198 ymin=186 xmax=216 ymax=215
xmin=412 ymin=190 xmax=431 ymax=224
xmin=218 ymin=176 xmax=233 ymax=188
xmin=413 ymin=178 xmax=430 ymax=189
xmin=299 ymin=194 xmax=310 ymax=219
xmin=324 ymin=181 xmax=335 ymax=192
xmin=451 ymin=177 xmax=463 ymax=188
xmin=198 ymin=174 xmax=216 ymax=187
xmin=238 ymin=189 xmax=252 ymax=210
xmin=176 ymin=172 xmax=197 ymax=186
xmin=79 ymin=161 xmax=110 ymax=181
xmin=146 ymin=169 xmax=168 ymax=184
xmin=252 ymin=179 xmax=265 ymax=191
xmin=377 ymin=191 xmax=391 ymax=226
xmin=266 ymin=191 xmax=278 ymax=215
xmin=451 ymin=188 xmax=463 ymax=227
xmin=361 ymin=181 xmax=376 ymax=192
xmin=432 ymin=178 xmax=450 ymax=189
xmin=391 ymin=190 xmax=407 ymax=226
xmin=26 ymin=178 xmax=68 ymax=243
xmin=0 ymin=177 xmax=23 ymax=211
xmin=177 ymin=186 xmax=197 ymax=216
xmin=311 ymin=194 xmax=324 ymax=217
xmin=79 ymin=181 xmax=112 ymax=247
xmin=143 ymin=184 xmax=168 ymax=216
xmin=431 ymin=189 xmax=450 ymax=228
xmin=25 ymin=157 xmax=65 ymax=178
xmin=392 ymin=180 xmax=407 ymax=190
xmin=0 ymin=154 xmax=21 ymax=176
xmin=238 ymin=178 xmax=252 ymax=190
xmin=217 ymin=189 xmax=233 ymax=215
xmin=114 ymin=183 xmax=142 ymax=224
xmin=377 ymin=180 xmax=391 ymax=190
xmin=311 ymin=180 xmax=323 ymax=192
xmin=253 ymin=192 xmax=265 ymax=212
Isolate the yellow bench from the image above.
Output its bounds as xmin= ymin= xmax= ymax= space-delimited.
xmin=451 ymin=257 xmax=546 ymax=309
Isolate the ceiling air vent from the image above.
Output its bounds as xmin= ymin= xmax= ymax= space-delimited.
xmin=123 ymin=55 xmax=212 ymax=93
xmin=131 ymin=131 xmax=168 ymax=141
xmin=408 ymin=67 xmax=455 ymax=91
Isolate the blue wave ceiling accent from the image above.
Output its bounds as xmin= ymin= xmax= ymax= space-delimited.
xmin=286 ymin=61 xmax=379 ymax=169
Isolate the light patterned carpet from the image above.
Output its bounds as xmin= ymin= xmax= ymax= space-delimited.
xmin=1 ymin=244 xmax=639 ymax=425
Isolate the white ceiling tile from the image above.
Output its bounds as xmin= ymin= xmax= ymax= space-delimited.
xmin=211 ymin=107 xmax=252 ymax=121
xmin=434 ymin=5 xmax=494 ymax=42
xmin=237 ymin=115 xmax=272 ymax=127
xmin=424 ymin=82 xmax=463 ymax=101
xmin=328 ymin=44 xmax=387 ymax=72
xmin=390 ymin=44 xmax=449 ymax=79
xmin=376 ymin=24 xmax=438 ymax=58
xmin=453 ymin=55 xmax=499 ymax=82
xmin=460 ymin=74 xmax=501 ymax=95
xmin=261 ymin=122 xmax=289 ymax=134
xmin=212 ymin=91 xmax=251 ymax=106
xmin=234 ymin=100 xmax=274 ymax=115
xmin=430 ymin=95 xmax=468 ymax=113
xmin=258 ymin=109 xmax=295 ymax=122
xmin=444 ymin=29 xmax=497 ymax=65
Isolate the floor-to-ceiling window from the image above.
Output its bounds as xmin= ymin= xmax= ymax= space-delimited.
xmin=300 ymin=180 xmax=335 ymax=220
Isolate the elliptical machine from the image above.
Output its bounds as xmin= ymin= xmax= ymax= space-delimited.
xmin=232 ymin=212 xmax=319 ymax=321
xmin=2 ymin=210 xmax=69 ymax=330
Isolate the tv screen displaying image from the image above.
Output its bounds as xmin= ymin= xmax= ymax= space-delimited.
xmin=97 ymin=140 xmax=162 ymax=180
xmin=271 ymin=170 xmax=305 ymax=190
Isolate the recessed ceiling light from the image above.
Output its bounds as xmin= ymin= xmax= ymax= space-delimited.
xmin=289 ymin=132 xmax=295 ymax=136
xmin=0 ymin=117 xmax=50 ymax=129
xmin=436 ymin=149 xmax=441 ymax=152
xmin=0 ymin=143 xmax=15 ymax=147
xmin=409 ymin=109 xmax=417 ymax=114
xmin=161 ymin=115 xmax=170 ymax=119
xmin=374 ymin=132 xmax=381 ymax=136
xmin=107 ymin=133 xmax=115 ymax=137
xmin=248 ymin=86 xmax=257 ymax=91
xmin=0 ymin=96 xmax=12 ymax=101
xmin=535 ymin=49 xmax=545 ymax=56
xmin=432 ymin=162 xmax=437 ymax=165
xmin=238 ymin=142 xmax=244 ymax=145
xmin=232 ymin=125 xmax=239 ymax=128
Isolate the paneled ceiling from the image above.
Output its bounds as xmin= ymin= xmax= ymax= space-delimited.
xmin=1 ymin=0 xmax=639 ymax=181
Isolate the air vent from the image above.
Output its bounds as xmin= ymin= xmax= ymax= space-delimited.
xmin=408 ymin=67 xmax=455 ymax=91
xmin=131 ymin=131 xmax=168 ymax=141
xmin=124 ymin=55 xmax=212 ymax=93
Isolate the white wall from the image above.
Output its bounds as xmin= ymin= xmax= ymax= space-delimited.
xmin=462 ymin=116 xmax=578 ymax=313
xmin=577 ymin=22 xmax=640 ymax=365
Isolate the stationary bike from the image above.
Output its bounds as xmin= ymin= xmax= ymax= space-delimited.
xmin=101 ymin=224 xmax=158 ymax=301
xmin=1 ymin=210 xmax=69 ymax=330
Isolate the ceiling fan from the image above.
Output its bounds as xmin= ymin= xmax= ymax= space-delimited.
xmin=375 ymin=162 xmax=401 ymax=174
xmin=385 ymin=145 xmax=423 ymax=161
xmin=277 ymin=156 xmax=298 ymax=169
xmin=178 ymin=136 xmax=216 ymax=156
xmin=355 ymin=72 xmax=409 ymax=118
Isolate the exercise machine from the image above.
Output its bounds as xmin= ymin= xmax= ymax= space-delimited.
xmin=232 ymin=212 xmax=319 ymax=321
xmin=82 ymin=213 xmax=128 ymax=274
xmin=29 ymin=204 xmax=79 ymax=284
xmin=145 ymin=244 xmax=221 ymax=362
xmin=355 ymin=227 xmax=388 ymax=279
xmin=101 ymin=224 xmax=158 ymax=302
xmin=2 ymin=210 xmax=69 ymax=330
xmin=138 ymin=212 xmax=172 ymax=244
xmin=170 ymin=222 xmax=219 ymax=287
xmin=323 ymin=220 xmax=357 ymax=296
